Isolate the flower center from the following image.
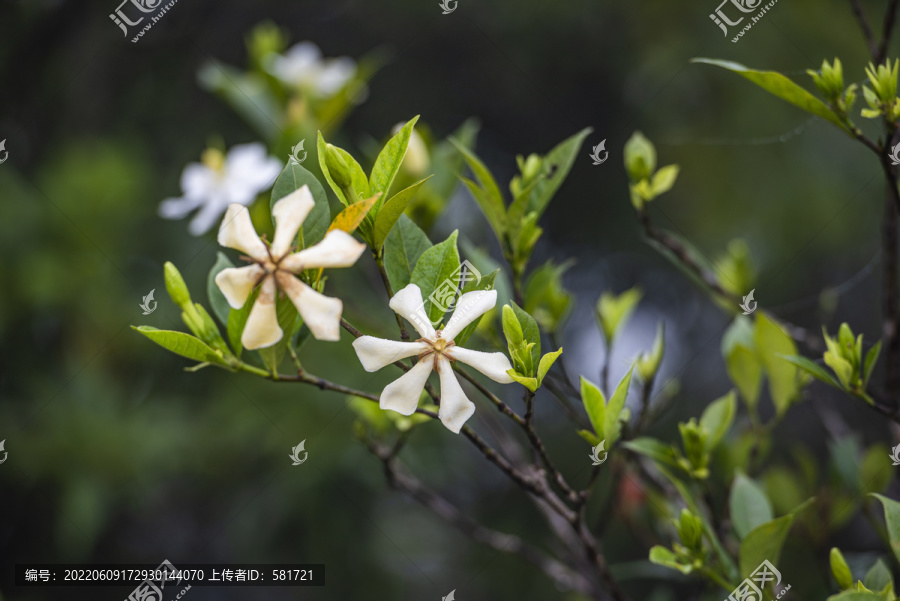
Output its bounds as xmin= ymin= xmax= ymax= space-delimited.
xmin=417 ymin=332 xmax=456 ymax=370
xmin=200 ymin=148 xmax=226 ymax=173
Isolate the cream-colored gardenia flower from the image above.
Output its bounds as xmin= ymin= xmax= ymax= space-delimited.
xmin=215 ymin=185 xmax=366 ymax=349
xmin=352 ymin=284 xmax=514 ymax=433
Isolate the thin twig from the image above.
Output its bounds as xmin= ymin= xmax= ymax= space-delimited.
xmin=850 ymin=0 xmax=878 ymax=57
xmin=877 ymin=0 xmax=900 ymax=64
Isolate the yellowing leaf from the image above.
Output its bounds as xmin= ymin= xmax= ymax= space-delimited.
xmin=328 ymin=194 xmax=380 ymax=235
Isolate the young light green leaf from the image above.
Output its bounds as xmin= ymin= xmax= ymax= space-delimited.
xmin=604 ymin=367 xmax=634 ymax=446
xmin=316 ymin=132 xmax=369 ymax=205
xmin=649 ymin=546 xmax=694 ymax=575
xmin=871 ymin=494 xmax=900 ymax=566
xmin=692 ymin=59 xmax=851 ymax=133
xmin=596 ymin=287 xmax=642 ymax=342
xmin=370 ymin=116 xmax=420 ymax=204
xmin=384 ymin=215 xmax=432 ymax=291
xmin=777 ymin=354 xmax=842 ymax=388
xmin=831 ymin=548 xmax=853 ymax=590
xmin=864 ymin=340 xmax=882 ymax=387
xmin=580 ymin=377 xmax=606 ymax=440
xmin=511 ymin=302 xmax=541 ymax=369
xmin=863 ymin=559 xmax=893 ymax=594
xmin=133 ymin=326 xmax=228 ymax=366
xmin=699 ymin=391 xmax=736 ymax=452
xmin=508 ymin=371 xmax=539 ymax=392
xmin=410 ymin=230 xmax=460 ymax=322
xmin=622 ymin=437 xmax=680 ymax=468
xmin=738 ymin=514 xmax=794 ymax=579
xmin=650 ymin=164 xmax=680 ymax=196
xmin=730 ymin=472 xmax=774 ymax=540
xmin=452 ymin=139 xmax=507 ymax=238
xmin=207 ymin=252 xmax=235 ymax=326
xmin=373 ymin=176 xmax=432 ymax=251
xmin=270 ymin=161 xmax=331 ymax=248
xmin=754 ymin=313 xmax=803 ymax=417
xmin=536 ymin=348 xmax=564 ymax=384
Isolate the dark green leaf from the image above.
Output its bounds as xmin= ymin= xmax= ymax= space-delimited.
xmin=871 ymin=494 xmax=900 ymax=566
xmin=384 ymin=215 xmax=432 ymax=291
xmin=370 ymin=116 xmax=420 ymax=204
xmin=270 ymin=161 xmax=331 ymax=248
xmin=373 ymin=176 xmax=432 ymax=250
xmin=410 ymin=230 xmax=460 ymax=323
xmin=730 ymin=472 xmax=774 ymax=539
xmin=452 ymin=139 xmax=507 ymax=238
xmin=132 ymin=326 xmax=227 ymax=366
xmin=738 ymin=514 xmax=793 ymax=579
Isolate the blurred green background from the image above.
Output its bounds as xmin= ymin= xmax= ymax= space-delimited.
xmin=1 ymin=0 xmax=898 ymax=600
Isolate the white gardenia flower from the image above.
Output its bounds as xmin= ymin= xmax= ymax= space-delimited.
xmin=352 ymin=284 xmax=514 ymax=433
xmin=159 ymin=143 xmax=282 ymax=236
xmin=266 ymin=42 xmax=356 ymax=97
xmin=214 ymin=185 xmax=366 ymax=349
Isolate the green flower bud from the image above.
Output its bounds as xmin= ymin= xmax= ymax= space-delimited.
xmin=808 ymin=58 xmax=845 ymax=101
xmin=164 ymin=262 xmax=192 ymax=309
xmin=830 ymin=547 xmax=853 ymax=590
xmin=677 ymin=509 xmax=704 ymax=552
xmin=624 ymin=132 xmax=656 ymax=183
xmin=325 ymin=144 xmax=353 ymax=190
xmin=678 ymin=419 xmax=709 ymax=474
xmin=637 ymin=322 xmax=665 ymax=381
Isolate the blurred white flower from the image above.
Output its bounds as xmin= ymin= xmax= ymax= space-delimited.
xmin=266 ymin=42 xmax=356 ymax=97
xmin=160 ymin=143 xmax=282 ymax=236
xmin=352 ymin=285 xmax=514 ymax=433
xmin=214 ymin=186 xmax=366 ymax=349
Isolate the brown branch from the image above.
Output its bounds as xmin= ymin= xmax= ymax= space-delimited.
xmin=877 ymin=0 xmax=900 ymax=64
xmin=850 ymin=0 xmax=879 ymax=57
xmin=366 ymin=443 xmax=596 ymax=596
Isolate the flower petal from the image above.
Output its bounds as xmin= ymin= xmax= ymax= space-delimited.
xmin=280 ymin=230 xmax=366 ymax=272
xmin=275 ymin=271 xmax=342 ymax=341
xmin=217 ymin=204 xmax=268 ymax=262
xmin=158 ymin=195 xmax=203 ymax=220
xmin=380 ymin=358 xmax=433 ymax=416
xmin=352 ymin=337 xmax=429 ymax=372
xmin=388 ymin=284 xmax=435 ymax=339
xmin=241 ymin=276 xmax=283 ymax=350
xmin=447 ymin=347 xmax=515 ymax=384
xmin=270 ymin=185 xmax=316 ymax=258
xmin=436 ymin=356 xmax=476 ymax=433
xmin=441 ymin=289 xmax=498 ymax=342
xmin=188 ymin=198 xmax=228 ymax=236
xmin=215 ymin=264 xmax=266 ymax=309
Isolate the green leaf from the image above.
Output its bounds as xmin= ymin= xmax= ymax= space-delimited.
xmin=826 ymin=592 xmax=886 ymax=601
xmin=452 ymin=268 xmax=498 ymax=346
xmin=580 ymin=377 xmax=606 ymax=441
xmin=452 ymin=139 xmax=507 ymax=238
xmin=373 ymin=176 xmax=432 ymax=251
xmin=861 ymin=444 xmax=892 ymax=495
xmin=524 ymin=259 xmax=574 ymax=333
xmin=597 ymin=287 xmax=642 ymax=342
xmin=369 ymin=116 xmax=420 ymax=205
xmin=605 ymin=367 xmax=634 ymax=447
xmin=692 ymin=59 xmax=851 ymax=133
xmin=207 ymin=252 xmax=235 ymax=326
xmin=831 ymin=547 xmax=854 ymax=590
xmin=270 ymin=161 xmax=331 ymax=248
xmin=738 ymin=514 xmax=793 ymax=579
xmin=384 ymin=215 xmax=432 ymax=291
xmin=864 ymin=559 xmax=893 ymax=594
xmin=871 ymin=494 xmax=900 ymax=566
xmin=650 ymin=164 xmax=680 ymax=196
xmin=132 ymin=326 xmax=227 ymax=366
xmin=226 ymin=286 xmax=258 ymax=358
xmin=536 ymin=348 xmax=564 ymax=384
xmin=777 ymin=354 xmax=842 ymax=388
xmin=509 ymin=127 xmax=592 ymax=223
xmin=722 ymin=316 xmax=762 ymax=408
xmin=410 ymin=230 xmax=460 ymax=323
xmin=649 ymin=546 xmax=694 ymax=575
xmin=511 ymin=302 xmax=541 ymax=369
xmin=577 ymin=429 xmax=601 ymax=447
xmin=508 ymin=371 xmax=539 ymax=392
xmin=864 ymin=341 xmax=882 ymax=387
xmin=699 ymin=391 xmax=736 ymax=452
xmin=622 ymin=437 xmax=680 ymax=469
xmin=754 ymin=313 xmax=803 ymax=417
xmin=730 ymin=472 xmax=774 ymax=539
